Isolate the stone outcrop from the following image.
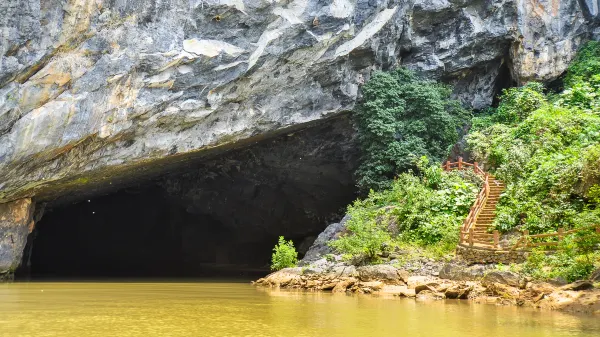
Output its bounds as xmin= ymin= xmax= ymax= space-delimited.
xmin=255 ymin=262 xmax=600 ymax=314
xmin=0 ymin=198 xmax=35 ymax=280
xmin=1 ymin=0 xmax=599 ymax=207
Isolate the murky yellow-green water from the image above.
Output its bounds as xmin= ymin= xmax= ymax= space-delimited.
xmin=0 ymin=282 xmax=598 ymax=337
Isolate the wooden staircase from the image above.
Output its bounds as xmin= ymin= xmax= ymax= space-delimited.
xmin=470 ymin=175 xmax=504 ymax=248
xmin=444 ymin=158 xmax=600 ymax=252
xmin=443 ymin=159 xmax=504 ymax=249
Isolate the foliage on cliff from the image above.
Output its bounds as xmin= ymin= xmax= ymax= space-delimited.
xmin=467 ymin=42 xmax=600 ymax=237
xmin=354 ymin=68 xmax=470 ymax=193
xmin=329 ymin=158 xmax=481 ymax=263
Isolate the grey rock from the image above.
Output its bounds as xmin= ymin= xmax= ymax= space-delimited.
xmin=548 ymin=277 xmax=569 ymax=286
xmin=439 ymin=263 xmax=493 ymax=281
xmin=302 ymin=258 xmax=334 ymax=275
xmin=357 ymin=265 xmax=404 ymax=284
xmin=560 ymin=280 xmax=595 ymax=291
xmin=301 ymin=216 xmax=349 ymax=263
xmin=0 ymin=199 xmax=35 ymax=279
xmin=590 ymin=268 xmax=600 ymax=282
xmin=0 ymin=0 xmax=598 ymax=207
xmin=328 ymin=265 xmax=358 ymax=278
xmin=482 ymin=271 xmax=523 ymax=288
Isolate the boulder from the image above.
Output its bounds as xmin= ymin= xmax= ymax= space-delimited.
xmin=548 ymin=277 xmax=569 ymax=286
xmin=328 ymin=265 xmax=358 ymax=279
xmin=357 ymin=281 xmax=384 ymax=293
xmin=416 ymin=290 xmax=446 ymax=301
xmin=484 ymin=282 xmax=521 ymax=299
xmin=255 ymin=268 xmax=303 ymax=288
xmin=560 ymin=280 xmax=595 ymax=291
xmin=445 ymin=284 xmax=473 ymax=299
xmin=301 ymin=258 xmax=334 ymax=275
xmin=301 ymin=218 xmax=349 ymax=263
xmin=332 ymin=279 xmax=356 ymax=293
xmin=526 ymin=282 xmax=556 ymax=296
xmin=406 ymin=275 xmax=437 ymax=288
xmin=0 ymin=198 xmax=35 ymax=280
xmin=439 ymin=263 xmax=491 ymax=281
xmin=482 ymin=271 xmax=524 ymax=288
xmin=357 ymin=265 xmax=404 ymax=284
xmin=590 ymin=269 xmax=600 ymax=282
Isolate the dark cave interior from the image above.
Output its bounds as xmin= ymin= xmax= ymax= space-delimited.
xmin=24 ymin=117 xmax=358 ymax=279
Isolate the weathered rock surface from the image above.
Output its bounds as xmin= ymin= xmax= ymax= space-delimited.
xmin=439 ymin=262 xmax=493 ymax=281
xmin=300 ymin=215 xmax=349 ymax=263
xmin=1 ymin=0 xmax=599 ymax=206
xmin=560 ymin=280 xmax=595 ymax=291
xmin=356 ymin=264 xmax=406 ymax=284
xmin=0 ymin=198 xmax=35 ymax=279
xmin=482 ymin=270 xmax=525 ymax=288
xmin=255 ymin=263 xmax=600 ymax=314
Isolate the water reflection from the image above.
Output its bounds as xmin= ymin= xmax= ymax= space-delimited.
xmin=0 ymin=282 xmax=597 ymax=337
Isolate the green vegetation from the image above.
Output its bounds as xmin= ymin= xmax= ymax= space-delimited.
xmin=330 ymin=157 xmax=481 ymax=263
xmin=519 ymin=227 xmax=600 ymax=282
xmin=468 ymin=42 xmax=600 ymax=236
xmin=354 ymin=68 xmax=469 ymax=192
xmin=321 ymin=43 xmax=600 ymax=281
xmin=270 ymin=236 xmax=298 ymax=271
xmin=467 ymin=41 xmax=600 ymax=280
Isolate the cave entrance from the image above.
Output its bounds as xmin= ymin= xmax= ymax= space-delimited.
xmin=25 ymin=118 xmax=358 ymax=280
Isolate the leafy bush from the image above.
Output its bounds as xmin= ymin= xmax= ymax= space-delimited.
xmin=564 ymin=41 xmax=600 ymax=87
xmin=493 ymin=82 xmax=546 ymax=125
xmin=521 ymin=235 xmax=599 ymax=283
xmin=329 ymin=159 xmax=481 ymax=262
xmin=354 ymin=68 xmax=470 ymax=192
xmin=271 ymin=236 xmax=298 ymax=271
xmin=467 ymin=42 xmax=600 ymax=235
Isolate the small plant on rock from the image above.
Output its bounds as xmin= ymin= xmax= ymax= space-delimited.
xmin=271 ymin=236 xmax=298 ymax=271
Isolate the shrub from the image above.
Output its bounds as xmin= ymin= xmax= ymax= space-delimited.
xmin=466 ymin=41 xmax=600 ymax=280
xmin=493 ymin=82 xmax=546 ymax=125
xmin=564 ymin=41 xmax=600 ymax=87
xmin=329 ymin=160 xmax=481 ymax=262
xmin=354 ymin=68 xmax=470 ymax=192
xmin=270 ymin=236 xmax=298 ymax=271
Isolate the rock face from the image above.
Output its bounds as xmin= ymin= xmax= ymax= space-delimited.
xmin=0 ymin=198 xmax=35 ymax=279
xmin=1 ymin=0 xmax=599 ymax=206
xmin=301 ymin=215 xmax=349 ymax=262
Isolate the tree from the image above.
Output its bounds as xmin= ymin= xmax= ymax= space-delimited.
xmin=354 ymin=68 xmax=469 ymax=192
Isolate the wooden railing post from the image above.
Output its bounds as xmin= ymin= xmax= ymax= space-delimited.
xmin=558 ymin=227 xmax=564 ymax=242
xmin=445 ymin=161 xmax=451 ymax=171
xmin=469 ymin=228 xmax=474 ymax=247
xmin=474 ymin=162 xmax=479 ymax=174
xmin=493 ymin=230 xmax=499 ymax=248
xmin=458 ymin=157 xmax=463 ymax=170
xmin=523 ymin=230 xmax=529 ymax=248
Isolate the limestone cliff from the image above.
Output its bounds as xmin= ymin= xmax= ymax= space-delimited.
xmin=0 ymin=0 xmax=599 ymax=276
xmin=1 ymin=0 xmax=598 ymax=204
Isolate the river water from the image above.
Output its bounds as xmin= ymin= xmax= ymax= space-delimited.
xmin=0 ymin=282 xmax=598 ymax=336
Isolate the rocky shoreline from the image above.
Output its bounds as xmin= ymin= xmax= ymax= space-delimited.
xmin=254 ymin=262 xmax=600 ymax=315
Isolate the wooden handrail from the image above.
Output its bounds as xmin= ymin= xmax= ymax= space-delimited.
xmin=444 ymin=159 xmax=600 ymax=251
xmin=442 ymin=158 xmax=489 ymax=245
xmin=511 ymin=225 xmax=600 ymax=250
